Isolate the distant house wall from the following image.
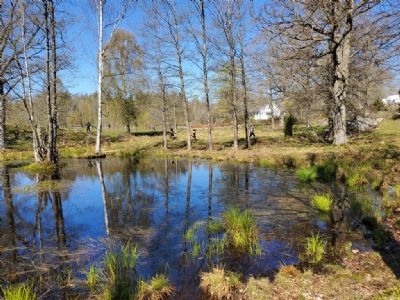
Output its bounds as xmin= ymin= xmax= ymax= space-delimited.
xmin=253 ymin=104 xmax=281 ymax=120
xmin=382 ymin=95 xmax=400 ymax=105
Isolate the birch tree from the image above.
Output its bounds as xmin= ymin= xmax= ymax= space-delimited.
xmin=91 ymin=0 xmax=131 ymax=155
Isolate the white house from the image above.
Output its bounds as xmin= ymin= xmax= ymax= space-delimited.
xmin=382 ymin=94 xmax=400 ymax=105
xmin=253 ymin=104 xmax=281 ymax=120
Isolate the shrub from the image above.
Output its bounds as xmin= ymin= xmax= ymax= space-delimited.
xmin=296 ymin=166 xmax=317 ymax=183
xmin=312 ymin=194 xmax=333 ymax=213
xmin=304 ymin=233 xmax=326 ymax=264
xmin=1 ymin=283 xmax=36 ymax=300
xmin=137 ymin=274 xmax=174 ymax=300
xmin=223 ymin=208 xmax=261 ymax=255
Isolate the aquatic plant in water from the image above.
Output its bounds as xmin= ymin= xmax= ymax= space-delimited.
xmin=103 ymin=243 xmax=138 ymax=300
xmin=224 ymin=208 xmax=261 ymax=255
xmin=1 ymin=283 xmax=36 ymax=300
xmin=296 ymin=166 xmax=317 ymax=183
xmin=312 ymin=194 xmax=333 ymax=213
xmin=182 ymin=209 xmax=261 ymax=258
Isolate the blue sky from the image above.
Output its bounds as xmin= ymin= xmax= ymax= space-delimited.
xmin=60 ymin=0 xmax=399 ymax=96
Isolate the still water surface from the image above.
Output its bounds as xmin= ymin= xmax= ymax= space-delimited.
xmin=0 ymin=157 xmax=371 ymax=297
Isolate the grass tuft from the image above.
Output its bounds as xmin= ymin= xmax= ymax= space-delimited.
xmin=137 ymin=274 xmax=174 ymax=300
xmin=19 ymin=162 xmax=57 ymax=174
xmin=224 ymin=208 xmax=261 ymax=255
xmin=86 ymin=265 xmax=100 ymax=293
xmin=312 ymin=194 xmax=333 ymax=213
xmin=1 ymin=282 xmax=36 ymax=300
xmin=296 ymin=166 xmax=317 ymax=183
xmin=303 ymin=233 xmax=326 ymax=264
xmin=200 ymin=267 xmax=242 ymax=300
xmin=102 ymin=243 xmax=138 ymax=300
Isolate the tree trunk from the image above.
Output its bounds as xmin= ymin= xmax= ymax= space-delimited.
xmin=331 ymin=0 xmax=353 ymax=145
xmin=126 ymin=122 xmax=131 ymax=134
xmin=95 ymin=0 xmax=104 ymax=154
xmin=0 ymin=78 xmax=5 ymax=150
xmin=175 ymin=34 xmax=191 ymax=150
xmin=20 ymin=2 xmax=45 ymax=162
xmin=270 ymin=95 xmax=275 ymax=129
xmin=230 ymin=48 xmax=239 ymax=149
xmin=200 ymin=0 xmax=212 ymax=151
xmin=48 ymin=0 xmax=58 ymax=163
xmin=239 ymin=39 xmax=249 ymax=148
xmin=44 ymin=0 xmax=53 ymax=161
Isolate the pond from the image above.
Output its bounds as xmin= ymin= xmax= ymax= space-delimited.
xmin=0 ymin=157 xmax=377 ymax=298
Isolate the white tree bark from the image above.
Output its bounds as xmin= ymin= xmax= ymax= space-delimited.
xmin=95 ymin=0 xmax=104 ymax=154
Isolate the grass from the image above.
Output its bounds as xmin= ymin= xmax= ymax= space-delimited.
xmin=102 ymin=243 xmax=138 ymax=300
xmin=19 ymin=162 xmax=58 ymax=174
xmin=245 ymin=251 xmax=398 ymax=300
xmin=207 ymin=219 xmax=225 ymax=235
xmin=223 ymin=208 xmax=261 ymax=255
xmin=1 ymin=282 xmax=36 ymax=300
xmin=86 ymin=265 xmax=100 ymax=293
xmin=303 ymin=233 xmax=326 ymax=264
xmin=296 ymin=166 xmax=317 ymax=183
xmin=311 ymin=194 xmax=333 ymax=213
xmin=137 ymin=274 xmax=174 ymax=300
xmin=200 ymin=267 xmax=243 ymax=300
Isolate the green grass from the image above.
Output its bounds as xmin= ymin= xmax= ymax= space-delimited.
xmin=312 ymin=194 xmax=333 ymax=213
xmin=316 ymin=160 xmax=338 ymax=182
xmin=223 ymin=208 xmax=261 ymax=255
xmin=86 ymin=265 xmax=100 ymax=293
xmin=207 ymin=219 xmax=225 ymax=235
xmin=303 ymin=233 xmax=326 ymax=264
xmin=296 ymin=166 xmax=317 ymax=183
xmin=102 ymin=243 xmax=138 ymax=300
xmin=19 ymin=162 xmax=58 ymax=174
xmin=1 ymin=282 xmax=36 ymax=300
xmin=137 ymin=274 xmax=174 ymax=300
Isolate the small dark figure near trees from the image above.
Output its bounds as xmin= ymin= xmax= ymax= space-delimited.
xmin=249 ymin=125 xmax=257 ymax=144
xmin=192 ymin=129 xmax=197 ymax=141
xmin=284 ymin=114 xmax=296 ymax=137
xmin=86 ymin=122 xmax=91 ymax=133
xmin=169 ymin=128 xmax=175 ymax=140
xmin=14 ymin=126 xmax=19 ymax=140
xmin=108 ymin=124 xmax=111 ymax=129
xmin=249 ymin=125 xmax=256 ymax=139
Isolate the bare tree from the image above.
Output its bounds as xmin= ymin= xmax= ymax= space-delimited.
xmin=0 ymin=1 xmax=19 ymax=150
xmin=211 ymin=0 xmax=239 ymax=149
xmin=91 ymin=0 xmax=130 ymax=155
xmin=187 ymin=0 xmax=213 ymax=150
xmin=263 ymin=0 xmax=387 ymax=145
